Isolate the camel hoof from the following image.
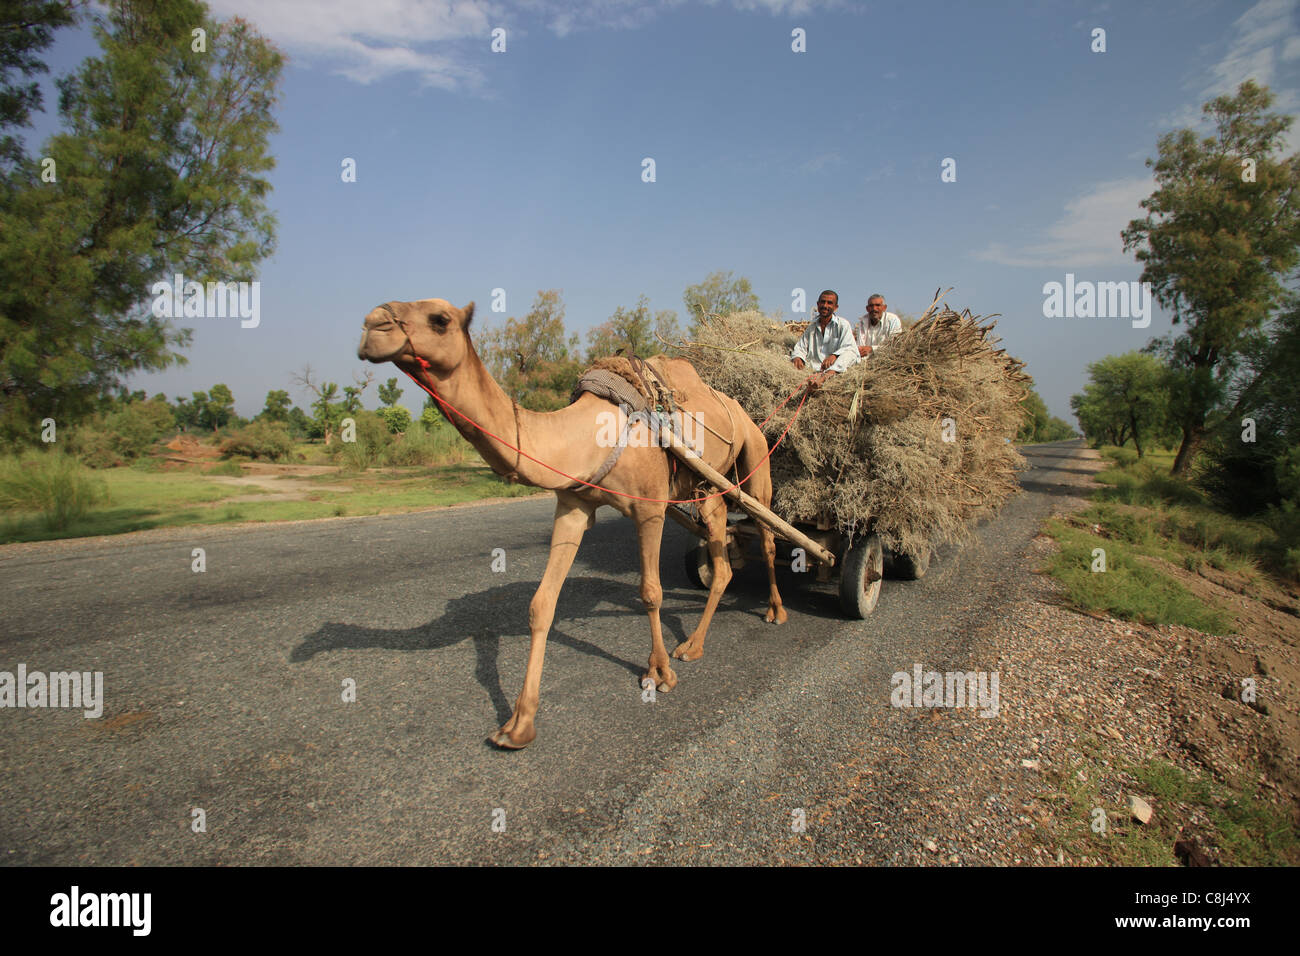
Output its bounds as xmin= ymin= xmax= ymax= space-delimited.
xmin=671 ymin=643 xmax=703 ymax=662
xmin=643 ymin=669 xmax=677 ymax=692
xmin=765 ymin=607 xmax=788 ymax=624
xmin=489 ymin=728 xmax=533 ymax=750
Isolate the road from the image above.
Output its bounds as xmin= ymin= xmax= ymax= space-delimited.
xmin=0 ymin=441 xmax=1092 ymax=865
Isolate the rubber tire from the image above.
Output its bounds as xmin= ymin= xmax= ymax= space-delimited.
xmin=839 ymin=533 xmax=883 ymax=618
xmin=684 ymin=542 xmax=714 ymax=590
xmin=892 ymin=544 xmax=932 ymax=580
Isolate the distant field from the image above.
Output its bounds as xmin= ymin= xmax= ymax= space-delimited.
xmin=0 ymin=453 xmax=541 ymax=545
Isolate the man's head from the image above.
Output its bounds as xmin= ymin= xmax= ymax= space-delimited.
xmin=865 ymin=294 xmax=886 ymax=325
xmin=816 ymin=290 xmax=838 ymax=322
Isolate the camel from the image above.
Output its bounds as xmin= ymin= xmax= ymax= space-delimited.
xmin=357 ymin=298 xmax=786 ymax=749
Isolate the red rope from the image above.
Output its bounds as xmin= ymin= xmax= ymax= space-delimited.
xmin=402 ymin=357 xmax=813 ymax=505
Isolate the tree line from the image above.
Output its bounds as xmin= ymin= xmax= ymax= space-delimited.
xmin=1071 ymin=81 xmax=1298 ymax=548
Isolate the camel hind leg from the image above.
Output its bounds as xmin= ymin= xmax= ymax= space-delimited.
xmin=671 ymin=491 xmax=733 ymax=662
xmin=737 ymin=419 xmax=787 ymax=625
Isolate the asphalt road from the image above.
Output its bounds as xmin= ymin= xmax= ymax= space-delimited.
xmin=0 ymin=441 xmax=1091 ymax=865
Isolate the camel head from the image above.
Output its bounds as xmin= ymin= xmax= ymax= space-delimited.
xmin=357 ymin=298 xmax=477 ymax=376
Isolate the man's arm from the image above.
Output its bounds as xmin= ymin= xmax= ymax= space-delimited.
xmin=854 ymin=318 xmax=871 ymax=357
xmin=827 ymin=320 xmax=860 ymax=373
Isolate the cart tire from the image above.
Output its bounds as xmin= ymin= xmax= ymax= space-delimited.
xmin=839 ymin=533 xmax=883 ymax=618
xmin=684 ymin=542 xmax=714 ymax=590
xmin=892 ymin=544 xmax=931 ymax=580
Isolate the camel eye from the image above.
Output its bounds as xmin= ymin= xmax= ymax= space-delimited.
xmin=429 ymin=313 xmax=450 ymax=330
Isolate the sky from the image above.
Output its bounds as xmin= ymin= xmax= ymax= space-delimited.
xmin=24 ymin=0 xmax=1300 ymax=420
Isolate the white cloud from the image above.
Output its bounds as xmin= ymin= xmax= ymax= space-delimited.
xmin=973 ymin=177 xmax=1153 ymax=268
xmin=205 ymin=0 xmax=497 ymax=88
xmin=1160 ymin=0 xmax=1300 ymax=149
xmin=205 ymin=0 xmax=847 ymax=86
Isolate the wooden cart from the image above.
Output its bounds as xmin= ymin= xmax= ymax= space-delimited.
xmin=654 ymin=422 xmax=930 ymax=620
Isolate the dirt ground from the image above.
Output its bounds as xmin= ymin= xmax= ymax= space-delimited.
xmin=831 ymin=448 xmax=1300 ymax=865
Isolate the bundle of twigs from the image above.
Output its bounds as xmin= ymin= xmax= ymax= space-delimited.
xmin=677 ymin=291 xmax=1030 ymax=558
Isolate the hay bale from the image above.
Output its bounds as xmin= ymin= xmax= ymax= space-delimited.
xmin=679 ymin=304 xmax=1030 ymax=558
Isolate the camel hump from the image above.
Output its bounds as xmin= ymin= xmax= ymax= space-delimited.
xmin=584 ymin=357 xmax=651 ymax=400
xmin=575 ymin=354 xmax=696 ymax=408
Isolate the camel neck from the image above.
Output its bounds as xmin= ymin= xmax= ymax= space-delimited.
xmin=430 ymin=345 xmax=572 ymax=489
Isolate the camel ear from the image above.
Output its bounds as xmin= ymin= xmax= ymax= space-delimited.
xmin=462 ymin=301 xmax=475 ymax=328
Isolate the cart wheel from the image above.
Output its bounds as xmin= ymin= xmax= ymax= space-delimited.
xmin=684 ymin=542 xmax=714 ymax=589
xmin=892 ymin=544 xmax=932 ymax=581
xmin=839 ymin=533 xmax=883 ymax=618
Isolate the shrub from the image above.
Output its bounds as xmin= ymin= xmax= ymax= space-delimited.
xmin=71 ymin=399 xmax=174 ymax=467
xmin=219 ymin=421 xmax=294 ymax=461
xmin=377 ymin=405 xmax=412 ymax=434
xmin=0 ymin=451 xmax=107 ymax=530
xmin=381 ymin=421 xmax=468 ymax=466
xmin=334 ymin=411 xmax=389 ymax=471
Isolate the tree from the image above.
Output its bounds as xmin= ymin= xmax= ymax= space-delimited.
xmin=478 ymin=290 xmax=585 ymax=411
xmin=0 ymin=1 xmax=80 ymax=171
xmin=283 ymin=404 xmax=311 ymax=440
xmin=377 ymin=377 xmax=403 ymax=407
xmin=259 ymin=388 xmax=291 ymax=421
xmin=172 ymin=393 xmax=198 ymax=430
xmin=199 ymin=383 xmax=234 ymax=431
xmin=1017 ymin=385 xmax=1077 ymax=444
xmin=0 ymin=0 xmax=283 ymax=446
xmin=585 ymin=295 xmax=682 ymax=362
xmin=1199 ymin=295 xmax=1300 ymax=513
xmin=1069 ymin=352 xmax=1172 ymax=456
xmin=682 ymin=271 xmax=760 ymax=332
xmin=1121 ymin=80 xmax=1300 ymax=475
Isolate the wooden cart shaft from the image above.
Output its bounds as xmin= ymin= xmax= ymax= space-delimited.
xmin=658 ymin=425 xmax=836 ymax=568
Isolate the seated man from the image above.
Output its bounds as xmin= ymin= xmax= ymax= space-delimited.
xmin=855 ymin=293 xmax=902 ymax=357
xmin=791 ymin=290 xmax=858 ymax=383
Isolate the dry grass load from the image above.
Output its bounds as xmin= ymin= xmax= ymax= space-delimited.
xmin=678 ymin=296 xmax=1031 ymax=558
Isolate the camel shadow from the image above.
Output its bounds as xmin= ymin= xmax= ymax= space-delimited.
xmin=293 ymin=575 xmax=701 ymax=725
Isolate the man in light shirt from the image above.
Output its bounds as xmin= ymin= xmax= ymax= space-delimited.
xmin=791 ymin=290 xmax=859 ymax=384
xmin=856 ymin=293 xmax=901 ymax=358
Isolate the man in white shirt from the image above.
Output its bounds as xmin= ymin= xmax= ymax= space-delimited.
xmin=791 ymin=290 xmax=859 ymax=384
xmin=855 ymin=293 xmax=902 ymax=357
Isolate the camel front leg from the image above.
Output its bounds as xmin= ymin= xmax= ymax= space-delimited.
xmin=672 ymin=494 xmax=733 ymax=661
xmin=634 ymin=505 xmax=678 ymax=693
xmin=492 ymin=493 xmax=594 ymax=750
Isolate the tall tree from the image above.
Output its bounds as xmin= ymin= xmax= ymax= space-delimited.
xmin=1121 ymin=80 xmax=1300 ymax=475
xmin=0 ymin=0 xmax=283 ymax=445
xmin=585 ymin=295 xmax=681 ymax=362
xmin=682 ymin=271 xmax=760 ymax=332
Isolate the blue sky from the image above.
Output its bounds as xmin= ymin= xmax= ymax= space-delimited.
xmin=27 ymin=0 xmax=1300 ymax=420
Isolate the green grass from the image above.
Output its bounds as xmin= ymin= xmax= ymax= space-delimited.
xmin=1039 ymin=737 xmax=1298 ymax=866
xmin=203 ymin=461 xmax=244 ymax=477
xmin=0 ymin=460 xmax=542 ymax=544
xmin=1041 ymin=444 xmax=1298 ymax=631
xmin=1045 ymin=518 xmax=1233 ymax=633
